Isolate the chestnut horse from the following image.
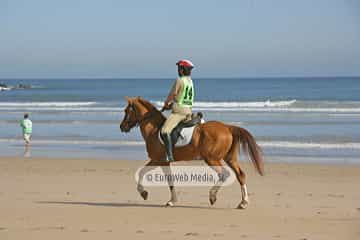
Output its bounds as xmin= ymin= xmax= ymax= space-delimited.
xmin=120 ymin=96 xmax=264 ymax=209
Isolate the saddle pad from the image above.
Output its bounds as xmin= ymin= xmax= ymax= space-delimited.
xmin=159 ymin=126 xmax=195 ymax=147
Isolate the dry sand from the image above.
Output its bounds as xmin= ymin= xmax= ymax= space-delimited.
xmin=0 ymin=157 xmax=359 ymax=240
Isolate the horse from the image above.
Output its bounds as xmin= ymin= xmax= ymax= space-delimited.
xmin=120 ymin=96 xmax=264 ymax=209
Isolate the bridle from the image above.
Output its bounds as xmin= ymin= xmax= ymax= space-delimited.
xmin=125 ymin=103 xmax=160 ymax=129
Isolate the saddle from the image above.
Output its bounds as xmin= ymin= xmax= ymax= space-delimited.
xmin=160 ymin=112 xmax=204 ymax=147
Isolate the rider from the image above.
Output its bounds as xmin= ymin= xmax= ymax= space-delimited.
xmin=161 ymin=59 xmax=195 ymax=162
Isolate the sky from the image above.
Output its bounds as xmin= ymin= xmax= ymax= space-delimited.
xmin=1 ymin=0 xmax=360 ymax=78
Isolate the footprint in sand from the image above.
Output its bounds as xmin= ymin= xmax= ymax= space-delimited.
xmin=48 ymin=226 xmax=65 ymax=230
xmin=226 ymin=224 xmax=239 ymax=228
xmin=84 ymin=168 xmax=96 ymax=172
xmin=136 ymin=230 xmax=144 ymax=234
xmin=0 ymin=227 xmax=7 ymax=231
xmin=30 ymin=227 xmax=42 ymax=231
xmin=213 ymin=233 xmax=224 ymax=237
xmin=328 ymin=194 xmax=344 ymax=198
xmin=184 ymin=232 xmax=199 ymax=236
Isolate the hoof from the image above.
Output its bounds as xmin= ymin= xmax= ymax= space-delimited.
xmin=237 ymin=201 xmax=248 ymax=209
xmin=165 ymin=201 xmax=174 ymax=207
xmin=140 ymin=191 xmax=148 ymax=200
xmin=209 ymin=195 xmax=217 ymax=205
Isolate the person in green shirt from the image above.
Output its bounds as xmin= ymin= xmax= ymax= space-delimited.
xmin=161 ymin=59 xmax=195 ymax=162
xmin=20 ymin=113 xmax=32 ymax=145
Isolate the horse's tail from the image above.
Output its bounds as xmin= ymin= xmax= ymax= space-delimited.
xmin=231 ymin=126 xmax=265 ymax=176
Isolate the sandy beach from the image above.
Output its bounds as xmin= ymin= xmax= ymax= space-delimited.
xmin=0 ymin=157 xmax=359 ymax=240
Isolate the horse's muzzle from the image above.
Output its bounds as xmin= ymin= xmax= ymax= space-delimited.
xmin=120 ymin=123 xmax=128 ymax=132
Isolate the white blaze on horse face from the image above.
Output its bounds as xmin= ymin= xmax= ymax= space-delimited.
xmin=241 ymin=184 xmax=249 ymax=202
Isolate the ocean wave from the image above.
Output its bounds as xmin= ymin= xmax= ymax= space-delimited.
xmin=1 ymin=106 xmax=360 ymax=113
xmin=0 ymin=138 xmax=144 ymax=146
xmin=0 ymin=102 xmax=98 ymax=107
xmin=154 ymin=99 xmax=297 ymax=108
xmin=0 ymin=100 xmax=360 ymax=113
xmin=152 ymin=100 xmax=360 ymax=113
xmin=259 ymin=141 xmax=360 ymax=149
xmin=0 ymin=87 xmax=11 ymax=91
xmin=0 ymin=107 xmax=118 ymax=112
xmin=1 ymin=138 xmax=360 ymax=150
xmin=192 ymin=107 xmax=360 ymax=113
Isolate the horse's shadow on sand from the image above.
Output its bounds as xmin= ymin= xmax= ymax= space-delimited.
xmin=35 ymin=201 xmax=229 ymax=210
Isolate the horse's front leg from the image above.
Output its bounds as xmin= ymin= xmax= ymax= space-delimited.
xmin=136 ymin=161 xmax=158 ymax=200
xmin=161 ymin=164 xmax=178 ymax=207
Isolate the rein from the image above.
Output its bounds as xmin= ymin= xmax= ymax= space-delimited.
xmin=132 ymin=104 xmax=162 ymax=127
xmin=137 ymin=109 xmax=158 ymax=126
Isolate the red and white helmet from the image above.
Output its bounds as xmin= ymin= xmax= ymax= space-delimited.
xmin=176 ymin=59 xmax=194 ymax=69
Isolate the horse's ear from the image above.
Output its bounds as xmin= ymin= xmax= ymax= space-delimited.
xmin=125 ymin=96 xmax=131 ymax=103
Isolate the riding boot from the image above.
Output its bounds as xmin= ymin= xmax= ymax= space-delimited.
xmin=163 ymin=134 xmax=174 ymax=162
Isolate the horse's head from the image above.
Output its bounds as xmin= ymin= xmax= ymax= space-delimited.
xmin=120 ymin=96 xmax=163 ymax=133
xmin=120 ymin=97 xmax=141 ymax=133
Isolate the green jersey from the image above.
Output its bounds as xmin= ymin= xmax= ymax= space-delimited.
xmin=177 ymin=76 xmax=194 ymax=107
xmin=20 ymin=119 xmax=32 ymax=134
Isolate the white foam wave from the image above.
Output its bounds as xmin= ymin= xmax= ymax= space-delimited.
xmin=192 ymin=107 xmax=360 ymax=113
xmin=0 ymin=102 xmax=97 ymax=107
xmin=0 ymin=107 xmax=117 ymax=112
xmin=0 ymin=100 xmax=360 ymax=113
xmin=0 ymin=138 xmax=144 ymax=146
xmin=259 ymin=141 xmax=360 ymax=150
xmin=0 ymin=87 xmax=11 ymax=91
xmin=1 ymin=138 xmax=360 ymax=150
xmin=152 ymin=99 xmax=360 ymax=113
xmin=154 ymin=99 xmax=297 ymax=108
xmin=1 ymin=106 xmax=360 ymax=113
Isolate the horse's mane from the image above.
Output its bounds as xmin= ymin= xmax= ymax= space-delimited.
xmin=135 ymin=97 xmax=165 ymax=126
xmin=136 ymin=97 xmax=160 ymax=113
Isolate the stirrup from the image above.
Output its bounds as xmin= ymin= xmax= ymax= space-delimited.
xmin=166 ymin=155 xmax=174 ymax=162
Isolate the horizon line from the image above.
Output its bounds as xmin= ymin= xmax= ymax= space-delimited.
xmin=1 ymin=75 xmax=360 ymax=80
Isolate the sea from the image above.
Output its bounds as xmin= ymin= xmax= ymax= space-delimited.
xmin=1 ymin=77 xmax=360 ymax=164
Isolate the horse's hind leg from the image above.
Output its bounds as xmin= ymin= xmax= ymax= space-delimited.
xmin=226 ymin=159 xmax=249 ymax=209
xmin=205 ymin=159 xmax=230 ymax=205
xmin=224 ymin=139 xmax=249 ymax=209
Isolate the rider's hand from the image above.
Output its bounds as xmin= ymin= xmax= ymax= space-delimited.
xmin=161 ymin=101 xmax=171 ymax=111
